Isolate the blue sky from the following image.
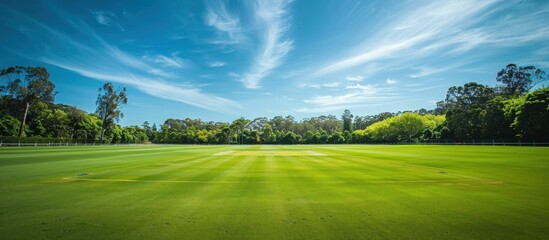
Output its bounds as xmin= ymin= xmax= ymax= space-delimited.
xmin=1 ymin=0 xmax=548 ymax=126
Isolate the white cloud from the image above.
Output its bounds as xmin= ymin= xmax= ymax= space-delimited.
xmin=147 ymin=68 xmax=176 ymax=78
xmin=208 ymin=39 xmax=240 ymax=46
xmin=12 ymin=11 xmax=242 ymax=113
xmin=42 ymin=59 xmax=241 ymax=113
xmin=312 ymin=0 xmax=549 ymax=77
xmin=142 ymin=54 xmax=187 ymax=69
xmin=303 ymin=84 xmax=394 ymax=106
xmin=304 ymin=93 xmax=365 ymax=107
xmin=227 ymin=72 xmax=241 ymax=78
xmin=386 ymin=78 xmax=397 ymax=84
xmin=299 ymin=81 xmax=399 ymax=112
xmin=240 ymin=0 xmax=293 ymax=89
xmin=209 ymin=61 xmax=226 ymax=67
xmin=346 ymin=84 xmax=377 ymax=94
xmin=409 ymin=59 xmax=474 ymax=78
xmin=323 ymin=82 xmax=341 ymax=88
xmin=205 ymin=1 xmax=241 ymax=44
xmin=346 ymin=75 xmax=364 ymax=82
xmin=90 ymin=10 xmax=124 ymax=31
xmin=296 ymin=105 xmax=353 ymax=113
xmin=298 ymin=83 xmax=320 ymax=89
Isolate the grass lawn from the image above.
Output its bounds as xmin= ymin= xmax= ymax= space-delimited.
xmin=1 ymin=145 xmax=548 ymax=239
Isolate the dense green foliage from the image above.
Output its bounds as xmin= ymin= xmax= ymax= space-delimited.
xmin=496 ymin=64 xmax=546 ymax=97
xmin=353 ymin=113 xmax=446 ymax=143
xmin=96 ymin=82 xmax=128 ymax=143
xmin=0 ymin=66 xmax=56 ymax=137
xmin=1 ymin=64 xmax=548 ymax=144
xmin=1 ymin=145 xmax=548 ymax=239
xmin=0 ymin=67 xmax=144 ymax=144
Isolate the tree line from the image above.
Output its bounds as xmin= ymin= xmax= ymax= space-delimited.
xmin=1 ymin=64 xmax=547 ymax=144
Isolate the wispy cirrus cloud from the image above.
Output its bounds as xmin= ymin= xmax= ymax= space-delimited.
xmin=10 ymin=10 xmax=241 ymax=113
xmin=209 ymin=61 xmax=226 ymax=67
xmin=42 ymin=59 xmax=240 ymax=112
xmin=345 ymin=75 xmax=364 ymax=82
xmin=386 ymin=78 xmax=397 ymax=85
xmin=298 ymin=83 xmax=398 ymax=113
xmin=409 ymin=58 xmax=477 ymax=78
xmin=314 ymin=0 xmax=549 ymax=78
xmin=142 ymin=53 xmax=188 ymax=69
xmin=205 ymin=1 xmax=242 ymax=45
xmin=322 ymin=82 xmax=341 ymax=88
xmin=345 ymin=83 xmax=377 ymax=94
xmin=240 ymin=0 xmax=293 ymax=89
xmin=90 ymin=10 xmax=124 ymax=31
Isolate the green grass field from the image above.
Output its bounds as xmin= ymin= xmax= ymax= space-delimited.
xmin=1 ymin=145 xmax=548 ymax=239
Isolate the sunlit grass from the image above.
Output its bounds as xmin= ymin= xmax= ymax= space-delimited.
xmin=1 ymin=145 xmax=548 ymax=239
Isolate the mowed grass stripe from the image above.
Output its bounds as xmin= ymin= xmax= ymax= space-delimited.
xmin=75 ymin=147 xmax=222 ymax=178
xmin=129 ymin=154 xmax=262 ymax=239
xmin=322 ymin=146 xmax=484 ymax=181
xmin=44 ymin=148 xmax=218 ymax=182
xmin=1 ymin=145 xmax=549 ymax=239
xmin=301 ymin=148 xmax=452 ymax=184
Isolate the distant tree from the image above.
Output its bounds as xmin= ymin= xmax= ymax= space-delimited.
xmin=329 ymin=131 xmax=345 ymax=143
xmin=195 ymin=129 xmax=209 ymax=144
xmin=415 ymin=108 xmax=429 ymax=115
xmin=366 ymin=118 xmax=394 ymax=142
xmin=392 ymin=113 xmax=425 ymax=141
xmin=312 ymin=132 xmax=320 ymax=144
xmin=151 ymin=123 xmax=158 ymax=142
xmin=434 ymin=101 xmax=447 ymax=114
xmin=0 ymin=66 xmax=56 ymax=138
xmin=496 ymin=64 xmax=546 ymax=97
xmin=305 ymin=130 xmax=314 ymax=144
xmin=479 ymin=96 xmax=514 ymax=139
xmin=0 ymin=115 xmax=20 ymax=137
xmin=261 ymin=124 xmax=275 ymax=144
xmin=444 ymin=82 xmax=494 ymax=139
xmin=219 ymin=126 xmax=231 ymax=144
xmin=45 ymin=108 xmax=70 ymax=138
xmin=351 ymin=129 xmax=369 ymax=143
xmin=230 ymin=117 xmax=250 ymax=144
xmin=445 ymin=82 xmax=494 ymax=110
xmin=375 ymin=112 xmax=394 ymax=122
xmin=142 ymin=121 xmax=152 ymax=141
xmin=75 ymin=114 xmax=102 ymax=140
xmin=104 ymin=124 xmax=123 ymax=144
xmin=282 ymin=132 xmax=298 ymax=144
xmin=270 ymin=116 xmax=285 ymax=131
xmin=341 ymin=109 xmax=353 ymax=132
xmin=247 ymin=130 xmax=261 ymax=144
xmin=364 ymin=113 xmax=445 ymax=143
xmin=508 ymin=88 xmax=549 ymax=141
xmin=95 ymin=82 xmax=128 ymax=143
xmin=248 ymin=117 xmax=269 ymax=131
xmin=25 ymin=101 xmax=49 ymax=137
xmin=62 ymin=105 xmax=86 ymax=139
xmin=422 ymin=114 xmax=446 ymax=140
xmin=319 ymin=130 xmax=329 ymax=143
xmin=352 ymin=116 xmax=367 ymax=130
xmin=343 ymin=130 xmax=352 ymax=143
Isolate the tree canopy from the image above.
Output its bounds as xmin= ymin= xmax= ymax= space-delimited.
xmin=0 ymin=66 xmax=56 ymax=138
xmin=96 ymin=82 xmax=128 ymax=142
xmin=496 ymin=64 xmax=546 ymax=97
xmin=1 ymin=64 xmax=548 ymax=144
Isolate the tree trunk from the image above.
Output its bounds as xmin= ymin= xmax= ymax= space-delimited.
xmin=18 ymin=102 xmax=30 ymax=138
xmin=70 ymin=122 xmax=77 ymax=139
xmin=99 ymin=126 xmax=105 ymax=143
xmin=99 ymin=118 xmax=106 ymax=143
